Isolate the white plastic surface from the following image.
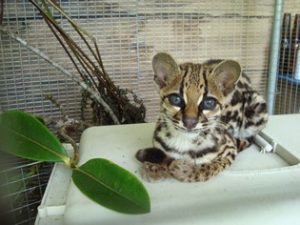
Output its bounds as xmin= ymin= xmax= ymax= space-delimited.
xmin=261 ymin=114 xmax=300 ymax=164
xmin=36 ymin=115 xmax=300 ymax=225
xmin=34 ymin=145 xmax=73 ymax=225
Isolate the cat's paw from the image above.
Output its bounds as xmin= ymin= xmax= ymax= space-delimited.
xmin=135 ymin=148 xmax=168 ymax=163
xmin=169 ymin=160 xmax=209 ymax=182
xmin=168 ymin=159 xmax=196 ymax=182
xmin=140 ymin=162 xmax=170 ymax=182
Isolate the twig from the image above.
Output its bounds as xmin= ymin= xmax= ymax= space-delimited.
xmin=58 ymin=125 xmax=79 ymax=165
xmin=41 ymin=116 xmax=81 ymax=165
xmin=44 ymin=94 xmax=68 ymax=119
xmin=0 ymin=26 xmax=120 ymax=124
xmin=34 ymin=0 xmax=123 ymax=105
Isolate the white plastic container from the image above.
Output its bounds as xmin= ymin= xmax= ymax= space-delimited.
xmin=35 ymin=114 xmax=300 ymax=225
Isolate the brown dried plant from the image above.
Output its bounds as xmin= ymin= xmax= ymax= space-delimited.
xmin=30 ymin=0 xmax=146 ymax=126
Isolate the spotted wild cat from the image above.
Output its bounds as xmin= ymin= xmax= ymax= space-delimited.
xmin=136 ymin=52 xmax=268 ymax=182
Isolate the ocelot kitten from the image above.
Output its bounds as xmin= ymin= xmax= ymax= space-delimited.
xmin=136 ymin=53 xmax=268 ymax=182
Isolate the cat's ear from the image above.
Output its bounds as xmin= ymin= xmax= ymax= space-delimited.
xmin=211 ymin=60 xmax=241 ymax=95
xmin=152 ymin=53 xmax=180 ymax=88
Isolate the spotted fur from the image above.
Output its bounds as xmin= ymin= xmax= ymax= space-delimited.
xmin=136 ymin=53 xmax=268 ymax=182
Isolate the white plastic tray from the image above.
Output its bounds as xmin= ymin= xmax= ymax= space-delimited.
xmin=35 ymin=115 xmax=300 ymax=225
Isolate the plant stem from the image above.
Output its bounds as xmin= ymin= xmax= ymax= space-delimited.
xmin=59 ymin=125 xmax=79 ymax=165
xmin=0 ymin=26 xmax=120 ymax=124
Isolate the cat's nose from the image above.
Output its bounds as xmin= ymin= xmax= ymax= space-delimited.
xmin=183 ymin=117 xmax=198 ymax=129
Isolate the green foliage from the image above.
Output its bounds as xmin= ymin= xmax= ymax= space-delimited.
xmin=73 ymin=159 xmax=150 ymax=214
xmin=0 ymin=110 xmax=69 ymax=163
xmin=0 ymin=110 xmax=151 ymax=214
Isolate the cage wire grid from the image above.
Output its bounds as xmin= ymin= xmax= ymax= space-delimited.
xmin=1 ymin=0 xmax=300 ymax=224
xmin=276 ymin=0 xmax=300 ymax=114
xmin=0 ymin=157 xmax=53 ymax=225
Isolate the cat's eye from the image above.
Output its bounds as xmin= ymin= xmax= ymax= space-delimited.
xmin=201 ymin=97 xmax=217 ymax=110
xmin=168 ymin=94 xmax=184 ymax=107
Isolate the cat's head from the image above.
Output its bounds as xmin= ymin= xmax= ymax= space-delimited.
xmin=152 ymin=52 xmax=241 ymax=131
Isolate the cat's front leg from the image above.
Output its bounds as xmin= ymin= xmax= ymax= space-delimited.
xmin=140 ymin=161 xmax=170 ymax=182
xmin=168 ymin=157 xmax=233 ymax=182
xmin=169 ymin=134 xmax=238 ymax=182
xmin=135 ymin=148 xmax=173 ymax=182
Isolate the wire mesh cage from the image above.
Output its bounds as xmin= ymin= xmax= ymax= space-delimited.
xmin=1 ymin=0 xmax=300 ymax=224
xmin=0 ymin=156 xmax=53 ymax=225
xmin=276 ymin=1 xmax=300 ymax=114
xmin=1 ymin=0 xmax=277 ymax=122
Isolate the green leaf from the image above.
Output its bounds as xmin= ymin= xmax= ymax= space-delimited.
xmin=72 ymin=158 xmax=151 ymax=214
xmin=0 ymin=110 xmax=69 ymax=163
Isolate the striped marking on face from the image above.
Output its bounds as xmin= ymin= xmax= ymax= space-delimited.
xmin=180 ymin=64 xmax=207 ymax=119
xmin=161 ymin=63 xmax=223 ymax=127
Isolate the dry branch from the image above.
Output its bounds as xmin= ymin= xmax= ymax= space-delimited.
xmin=1 ymin=0 xmax=146 ymax=152
xmin=0 ymin=26 xmax=120 ymax=124
xmin=29 ymin=0 xmax=146 ymax=125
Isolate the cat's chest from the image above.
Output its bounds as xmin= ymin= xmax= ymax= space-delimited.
xmin=158 ymin=129 xmax=215 ymax=153
xmin=167 ymin=132 xmax=199 ymax=151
